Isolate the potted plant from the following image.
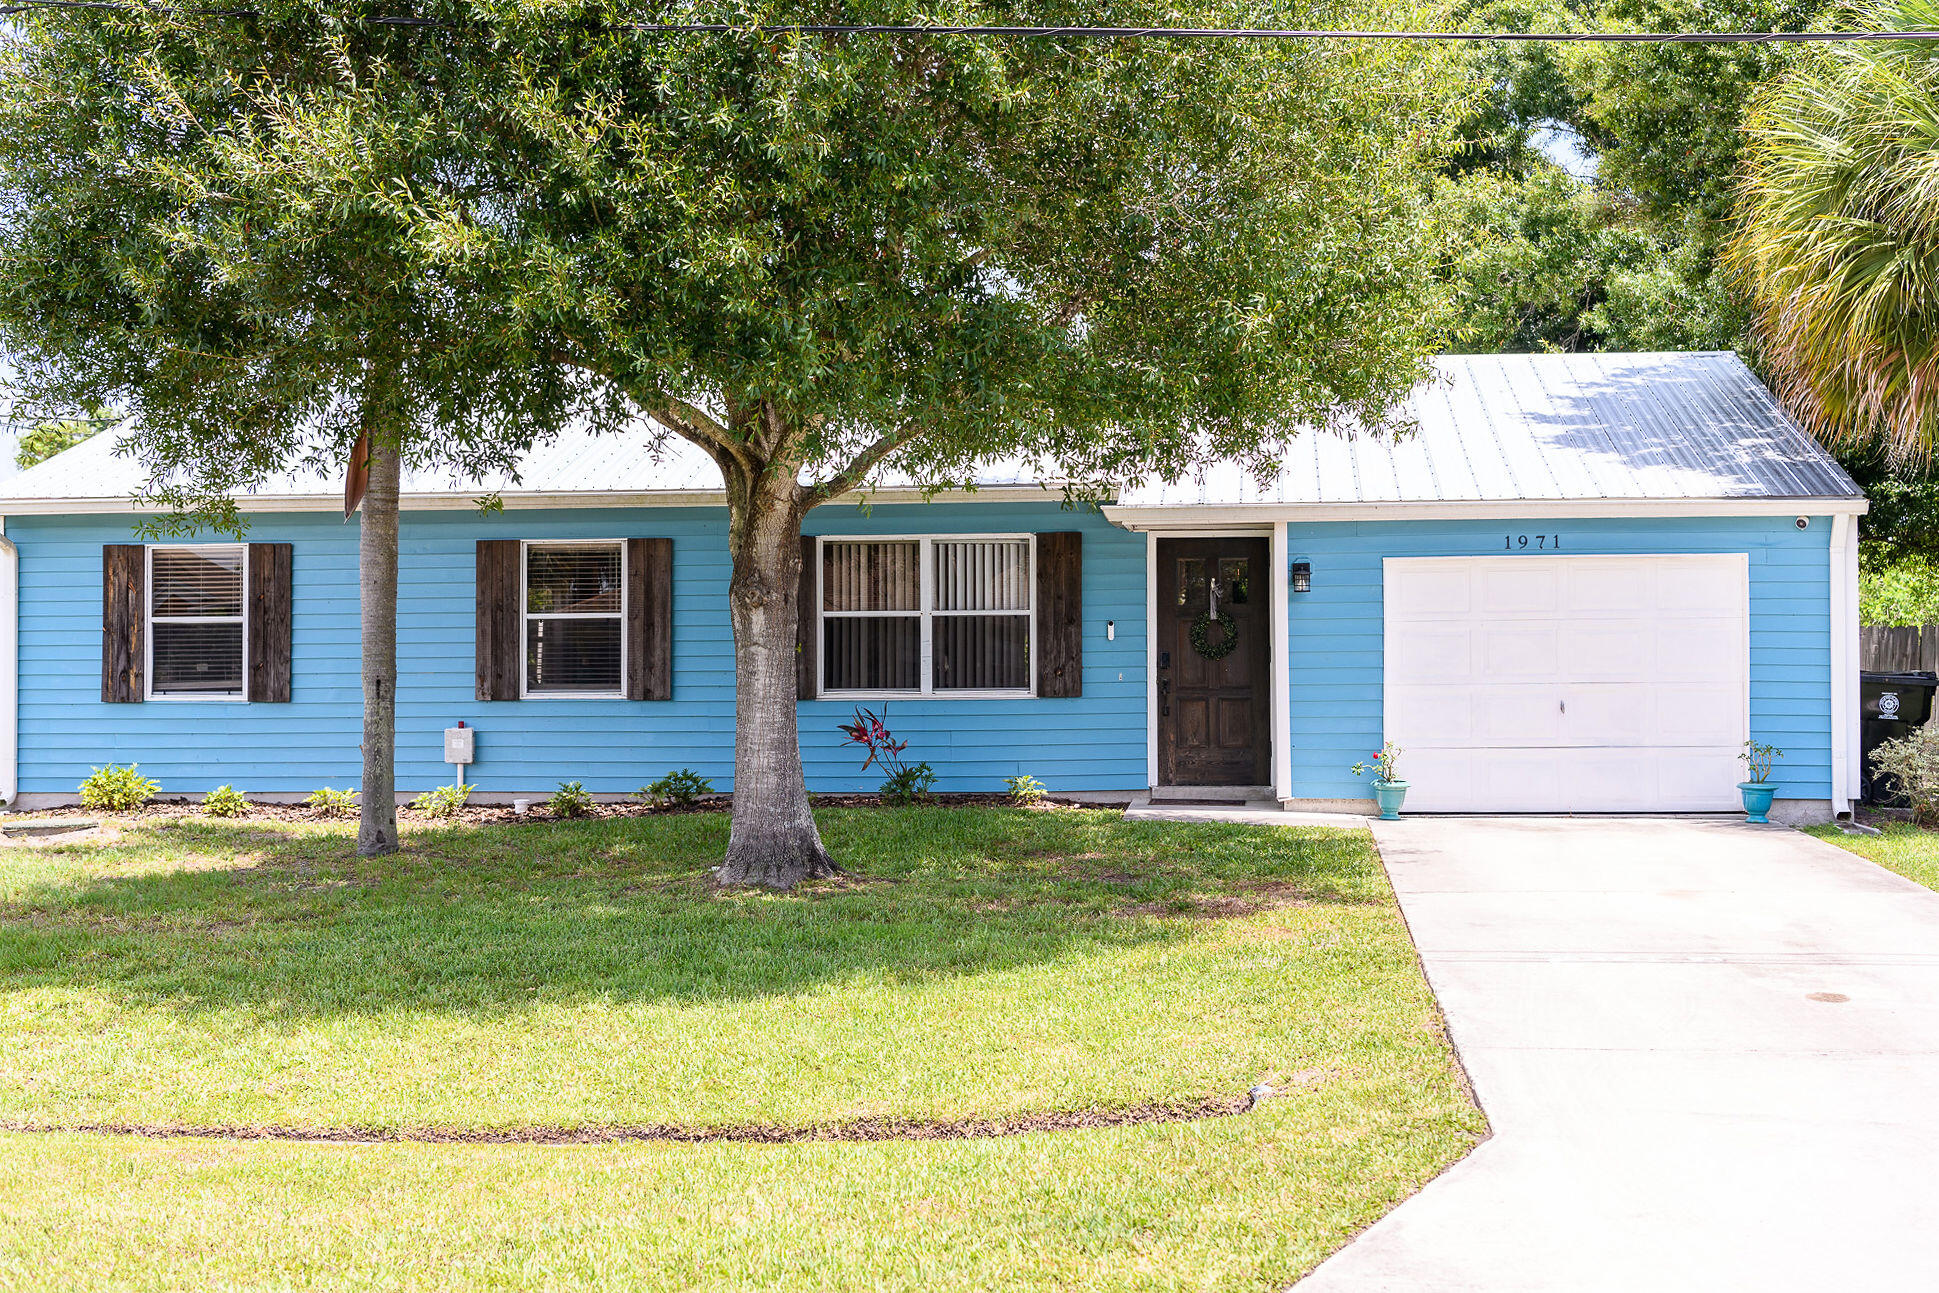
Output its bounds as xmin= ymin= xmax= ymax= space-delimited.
xmin=1351 ymin=742 xmax=1408 ymax=820
xmin=1738 ymin=740 xmax=1784 ymax=823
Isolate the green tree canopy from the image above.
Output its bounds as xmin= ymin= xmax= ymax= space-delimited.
xmin=450 ymin=2 xmax=1468 ymax=884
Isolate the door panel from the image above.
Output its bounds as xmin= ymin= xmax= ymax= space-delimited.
xmin=1157 ymin=538 xmax=1271 ymax=786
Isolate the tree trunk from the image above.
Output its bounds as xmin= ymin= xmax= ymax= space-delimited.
xmin=357 ymin=434 xmax=402 ymax=857
xmin=714 ymin=478 xmax=838 ymax=890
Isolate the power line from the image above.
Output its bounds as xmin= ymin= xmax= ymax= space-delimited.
xmin=2 ymin=3 xmax=1938 ymax=44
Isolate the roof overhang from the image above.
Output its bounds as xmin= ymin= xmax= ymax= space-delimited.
xmin=1101 ymin=495 xmax=1869 ymax=530
xmin=0 ymin=484 xmax=1073 ymax=517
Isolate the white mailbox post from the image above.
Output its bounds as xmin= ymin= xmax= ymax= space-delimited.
xmin=444 ymin=724 xmax=475 ymax=787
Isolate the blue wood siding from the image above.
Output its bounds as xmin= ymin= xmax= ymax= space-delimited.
xmin=1285 ymin=516 xmax=1835 ymax=803
xmin=10 ymin=501 xmax=1148 ymax=797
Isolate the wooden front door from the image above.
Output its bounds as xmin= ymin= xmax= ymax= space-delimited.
xmin=1157 ymin=538 xmax=1272 ymax=786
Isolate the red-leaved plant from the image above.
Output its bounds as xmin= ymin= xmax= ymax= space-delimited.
xmin=838 ymin=706 xmax=936 ymax=803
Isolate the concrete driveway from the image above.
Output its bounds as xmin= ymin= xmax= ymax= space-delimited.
xmin=1298 ymin=817 xmax=1939 ymax=1292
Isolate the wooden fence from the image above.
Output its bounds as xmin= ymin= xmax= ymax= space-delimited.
xmin=1861 ymin=625 xmax=1939 ymax=673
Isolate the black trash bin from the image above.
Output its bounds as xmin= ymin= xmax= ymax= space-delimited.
xmin=1860 ymin=670 xmax=1939 ymax=805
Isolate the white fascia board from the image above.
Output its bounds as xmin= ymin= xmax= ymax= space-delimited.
xmin=1102 ymin=496 xmax=1870 ymax=529
xmin=0 ymin=485 xmax=1071 ymax=516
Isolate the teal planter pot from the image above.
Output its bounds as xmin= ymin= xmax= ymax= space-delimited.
xmin=1372 ymin=779 xmax=1410 ymax=821
xmin=1738 ymin=781 xmax=1777 ymax=824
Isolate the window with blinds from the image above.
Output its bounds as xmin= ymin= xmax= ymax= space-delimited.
xmin=148 ymin=545 xmax=246 ymax=698
xmin=820 ymin=537 xmax=1032 ymax=695
xmin=525 ymin=542 xmax=624 ymax=696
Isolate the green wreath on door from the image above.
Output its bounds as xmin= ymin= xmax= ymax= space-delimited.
xmin=1190 ymin=609 xmax=1239 ymax=660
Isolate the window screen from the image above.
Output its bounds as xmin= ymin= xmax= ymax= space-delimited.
xmin=149 ymin=546 xmax=245 ymax=697
xmin=525 ymin=543 xmax=623 ymax=695
xmin=820 ymin=537 xmax=1032 ymax=694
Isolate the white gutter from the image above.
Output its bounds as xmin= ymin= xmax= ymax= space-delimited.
xmin=0 ymin=521 xmax=16 ymax=808
xmin=1104 ymin=496 xmax=1870 ymax=528
xmin=1829 ymin=513 xmax=1860 ymax=816
xmin=0 ymin=483 xmax=1075 ymax=517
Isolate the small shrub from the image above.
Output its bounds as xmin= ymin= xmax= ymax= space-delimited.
xmin=880 ymin=762 xmax=937 ymax=805
xmin=637 ymin=768 xmax=715 ymax=808
xmin=202 ymin=784 xmax=248 ymax=818
xmin=1350 ymin=741 xmax=1404 ymax=784
xmin=306 ymin=786 xmax=359 ymax=817
xmin=1872 ymin=724 xmax=1939 ymax=823
xmin=1005 ymin=773 xmax=1048 ymax=806
xmin=410 ymin=783 xmax=471 ymax=819
xmin=547 ymin=780 xmax=595 ymax=818
xmin=1740 ymin=740 xmax=1783 ymax=785
xmin=838 ymin=705 xmax=936 ymax=804
xmin=79 ymin=763 xmax=158 ymax=813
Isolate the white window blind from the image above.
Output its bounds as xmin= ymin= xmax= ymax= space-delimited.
xmin=149 ymin=545 xmax=245 ymax=698
xmin=820 ymin=537 xmax=1032 ymax=695
xmin=525 ymin=542 xmax=624 ymax=696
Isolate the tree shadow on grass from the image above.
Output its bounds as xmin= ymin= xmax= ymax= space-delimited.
xmin=0 ymin=807 xmax=1385 ymax=1023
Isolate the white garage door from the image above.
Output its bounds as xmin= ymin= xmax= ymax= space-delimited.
xmin=1383 ymin=554 xmax=1749 ymax=813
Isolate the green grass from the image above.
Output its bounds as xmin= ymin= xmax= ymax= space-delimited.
xmin=0 ymin=806 xmax=1481 ymax=1291
xmin=1807 ymin=819 xmax=1939 ymax=892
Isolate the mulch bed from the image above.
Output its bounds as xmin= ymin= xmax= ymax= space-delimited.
xmin=3 ymin=793 xmax=1104 ymax=830
xmin=1 ymin=1093 xmax=1260 ymax=1146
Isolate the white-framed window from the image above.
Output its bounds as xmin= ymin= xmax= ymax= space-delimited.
xmin=147 ymin=544 xmax=248 ymax=701
xmin=522 ymin=540 xmax=626 ymax=698
xmin=818 ymin=535 xmax=1034 ymax=697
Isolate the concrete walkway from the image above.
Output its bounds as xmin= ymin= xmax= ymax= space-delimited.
xmin=1298 ymin=817 xmax=1939 ymax=1292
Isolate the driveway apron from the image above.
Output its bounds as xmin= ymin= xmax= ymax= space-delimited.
xmin=1298 ymin=817 xmax=1939 ymax=1292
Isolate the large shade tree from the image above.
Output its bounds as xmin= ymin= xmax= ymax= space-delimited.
xmin=0 ymin=7 xmax=599 ymax=852
xmin=470 ymin=2 xmax=1465 ymax=886
xmin=1733 ymin=0 xmax=1939 ymax=465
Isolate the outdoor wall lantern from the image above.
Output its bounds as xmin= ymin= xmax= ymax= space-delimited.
xmin=1291 ymin=561 xmax=1312 ymax=594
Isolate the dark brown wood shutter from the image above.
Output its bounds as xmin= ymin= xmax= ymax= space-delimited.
xmin=246 ymin=542 xmax=293 ymax=703
xmin=626 ymin=537 xmax=673 ymax=701
xmin=1035 ymin=532 xmax=1082 ymax=698
xmin=796 ymin=534 xmax=818 ymax=700
xmin=475 ymin=539 xmax=521 ymax=701
xmin=101 ymin=544 xmax=144 ymax=703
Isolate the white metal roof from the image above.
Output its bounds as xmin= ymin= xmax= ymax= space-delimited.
xmin=0 ymin=351 xmax=1866 ymax=515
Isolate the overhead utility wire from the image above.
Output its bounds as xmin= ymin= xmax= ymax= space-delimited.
xmin=2 ymin=3 xmax=1938 ymax=42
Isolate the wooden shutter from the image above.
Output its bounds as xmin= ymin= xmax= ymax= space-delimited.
xmin=1035 ymin=532 xmax=1082 ymax=698
xmin=626 ymin=537 xmax=673 ymax=701
xmin=796 ymin=534 xmax=817 ymax=700
xmin=246 ymin=542 xmax=293 ymax=703
xmin=475 ymin=539 xmax=521 ymax=701
xmin=101 ymin=544 xmax=145 ymax=703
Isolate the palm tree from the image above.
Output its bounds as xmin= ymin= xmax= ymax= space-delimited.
xmin=1732 ymin=0 xmax=1939 ymax=464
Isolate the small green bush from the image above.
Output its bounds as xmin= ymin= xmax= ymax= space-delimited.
xmin=637 ymin=768 xmax=715 ymax=808
xmin=1872 ymin=723 xmax=1939 ymax=824
xmin=202 ymin=785 xmax=248 ymax=817
xmin=305 ymin=786 xmax=359 ymax=817
xmin=547 ymin=781 xmax=595 ymax=818
xmin=880 ymin=762 xmax=937 ymax=806
xmin=79 ymin=763 xmax=159 ymax=813
xmin=410 ymin=784 xmax=471 ymax=819
xmin=1005 ymin=773 xmax=1047 ymax=806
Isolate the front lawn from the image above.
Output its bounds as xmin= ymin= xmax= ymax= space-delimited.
xmin=1807 ymin=819 xmax=1939 ymax=892
xmin=0 ymin=806 xmax=1479 ymax=1290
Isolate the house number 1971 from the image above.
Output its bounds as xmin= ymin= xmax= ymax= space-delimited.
xmin=1505 ymin=533 xmax=1562 ymax=550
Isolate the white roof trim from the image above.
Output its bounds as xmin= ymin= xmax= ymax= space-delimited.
xmin=1101 ymin=496 xmax=1869 ymax=529
xmin=0 ymin=484 xmax=1073 ymax=516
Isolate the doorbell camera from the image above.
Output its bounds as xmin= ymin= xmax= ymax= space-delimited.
xmin=1795 ymin=516 xmax=1810 ymax=530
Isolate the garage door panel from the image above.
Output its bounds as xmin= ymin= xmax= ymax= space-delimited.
xmin=1477 ymin=564 xmax=1561 ymax=616
xmin=1382 ymin=554 xmax=1749 ymax=813
xmin=1388 ymin=626 xmax=1473 ymax=682
xmin=1387 ymin=565 xmax=1471 ymax=617
xmin=1480 ymin=624 xmax=1561 ymax=680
